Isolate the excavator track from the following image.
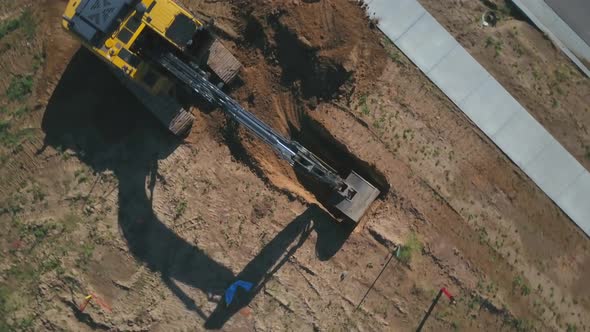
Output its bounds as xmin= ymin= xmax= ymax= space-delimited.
xmin=112 ymin=68 xmax=194 ymax=136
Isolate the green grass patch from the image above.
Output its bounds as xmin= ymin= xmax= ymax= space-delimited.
xmin=174 ymin=200 xmax=188 ymax=219
xmin=6 ymin=75 xmax=33 ymax=101
xmin=19 ymin=10 xmax=36 ymax=39
xmin=0 ymin=9 xmax=35 ymax=40
xmin=76 ymin=243 xmax=95 ymax=268
xmin=0 ymin=18 xmax=21 ymax=40
xmin=359 ymin=95 xmax=370 ymax=116
xmin=512 ymin=275 xmax=531 ymax=296
xmin=396 ymin=233 xmax=422 ymax=264
xmin=0 ymin=122 xmax=35 ymax=148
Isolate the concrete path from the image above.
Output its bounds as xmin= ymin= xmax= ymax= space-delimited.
xmin=545 ymin=0 xmax=590 ymax=47
xmin=366 ymin=0 xmax=590 ymax=237
xmin=512 ymin=0 xmax=590 ymax=77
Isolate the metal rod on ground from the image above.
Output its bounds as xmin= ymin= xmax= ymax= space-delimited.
xmin=416 ymin=288 xmax=455 ymax=332
xmin=416 ymin=289 xmax=443 ymax=332
xmin=354 ymin=247 xmax=399 ymax=312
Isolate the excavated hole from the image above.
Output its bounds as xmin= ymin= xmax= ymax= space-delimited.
xmin=292 ymin=114 xmax=390 ymax=197
xmin=273 ymin=23 xmax=350 ymax=100
xmin=290 ymin=114 xmax=390 ymax=220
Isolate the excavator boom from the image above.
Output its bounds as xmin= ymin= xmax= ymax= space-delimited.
xmin=155 ymin=53 xmax=380 ymax=221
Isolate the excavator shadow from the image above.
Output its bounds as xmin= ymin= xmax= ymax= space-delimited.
xmin=205 ymin=204 xmax=354 ymax=329
xmin=42 ymin=47 xmax=353 ymax=329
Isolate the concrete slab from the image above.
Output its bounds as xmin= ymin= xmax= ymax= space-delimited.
xmin=512 ymin=0 xmax=590 ymax=77
xmin=459 ymin=78 xmax=520 ymax=137
xmin=557 ymin=171 xmax=590 ymax=236
xmin=428 ymin=46 xmax=489 ymax=103
xmin=492 ymin=111 xmax=552 ymax=169
xmin=368 ymin=0 xmax=426 ymax=41
xmin=369 ymin=0 xmax=590 ymax=237
xmin=524 ymin=139 xmax=586 ymax=200
xmin=545 ymin=0 xmax=590 ymax=47
xmin=395 ymin=12 xmax=457 ymax=72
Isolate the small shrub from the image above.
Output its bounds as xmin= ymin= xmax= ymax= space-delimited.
xmin=174 ymin=200 xmax=187 ymax=219
xmin=0 ymin=17 xmax=21 ymax=40
xmin=13 ymin=106 xmax=30 ymax=118
xmin=20 ymin=10 xmax=36 ymax=39
xmin=359 ymin=95 xmax=370 ymax=115
xmin=6 ymin=75 xmax=33 ymax=101
xmin=396 ymin=233 xmax=422 ymax=264
xmin=0 ymin=10 xmax=36 ymax=40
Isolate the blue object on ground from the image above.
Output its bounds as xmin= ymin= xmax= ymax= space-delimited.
xmin=224 ymin=280 xmax=254 ymax=305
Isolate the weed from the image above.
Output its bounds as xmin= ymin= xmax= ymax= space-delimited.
xmin=359 ymin=95 xmax=370 ymax=115
xmin=485 ymin=36 xmax=503 ymax=57
xmin=6 ymin=75 xmax=33 ymax=101
xmin=388 ymin=50 xmax=404 ymax=65
xmin=513 ymin=275 xmax=531 ymax=296
xmin=31 ymin=185 xmax=46 ymax=203
xmin=41 ymin=256 xmax=64 ymax=275
xmin=7 ymin=263 xmax=39 ymax=284
xmin=567 ymin=323 xmax=578 ymax=332
xmin=0 ymin=120 xmax=10 ymax=140
xmin=19 ymin=10 xmax=36 ymax=39
xmin=0 ymin=17 xmax=21 ymax=40
xmin=509 ymin=317 xmax=533 ymax=332
xmin=478 ymin=227 xmax=488 ymax=244
xmin=76 ymin=243 xmax=95 ymax=268
xmin=396 ymin=233 xmax=422 ymax=264
xmin=555 ymin=66 xmax=570 ymax=83
xmin=584 ymin=146 xmax=590 ymax=161
xmin=32 ymin=52 xmax=46 ymax=71
xmin=13 ymin=106 xmax=31 ymax=118
xmin=175 ymin=200 xmax=188 ymax=219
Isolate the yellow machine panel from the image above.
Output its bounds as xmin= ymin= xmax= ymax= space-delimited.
xmin=62 ymin=0 xmax=204 ymax=81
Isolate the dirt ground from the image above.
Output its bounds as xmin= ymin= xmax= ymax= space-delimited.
xmin=0 ymin=0 xmax=588 ymax=331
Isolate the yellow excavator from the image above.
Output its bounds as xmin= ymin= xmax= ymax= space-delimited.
xmin=61 ymin=0 xmax=380 ymax=222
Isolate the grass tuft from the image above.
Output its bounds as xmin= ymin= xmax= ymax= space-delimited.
xmin=396 ymin=233 xmax=422 ymax=264
xmin=6 ymin=75 xmax=33 ymax=101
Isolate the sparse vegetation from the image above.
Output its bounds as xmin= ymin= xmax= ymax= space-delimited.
xmin=359 ymin=95 xmax=370 ymax=115
xmin=396 ymin=233 xmax=422 ymax=264
xmin=512 ymin=275 xmax=531 ymax=296
xmin=0 ymin=9 xmax=36 ymax=41
xmin=6 ymin=75 xmax=33 ymax=101
xmin=485 ymin=36 xmax=503 ymax=57
xmin=174 ymin=199 xmax=188 ymax=219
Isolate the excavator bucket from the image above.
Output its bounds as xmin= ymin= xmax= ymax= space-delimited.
xmin=332 ymin=172 xmax=380 ymax=222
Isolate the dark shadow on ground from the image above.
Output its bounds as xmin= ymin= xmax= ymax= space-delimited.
xmin=205 ymin=204 xmax=354 ymax=329
xmin=41 ymin=47 xmax=353 ymax=329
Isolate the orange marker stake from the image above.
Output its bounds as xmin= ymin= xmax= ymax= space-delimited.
xmin=79 ymin=295 xmax=93 ymax=312
xmin=90 ymin=292 xmax=112 ymax=313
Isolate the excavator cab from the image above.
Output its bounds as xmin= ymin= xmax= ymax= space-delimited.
xmin=62 ymin=0 xmax=241 ymax=135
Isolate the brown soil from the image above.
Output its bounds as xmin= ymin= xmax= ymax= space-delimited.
xmin=0 ymin=0 xmax=588 ymax=331
xmin=419 ymin=0 xmax=590 ymax=171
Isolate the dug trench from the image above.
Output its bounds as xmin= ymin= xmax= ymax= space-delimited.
xmin=217 ymin=12 xmax=391 ymax=222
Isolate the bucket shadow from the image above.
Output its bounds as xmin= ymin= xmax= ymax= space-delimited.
xmin=205 ymin=204 xmax=353 ymax=329
xmin=42 ymin=47 xmax=353 ymax=328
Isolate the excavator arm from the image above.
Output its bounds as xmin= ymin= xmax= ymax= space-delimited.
xmin=154 ymin=52 xmax=379 ymax=222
